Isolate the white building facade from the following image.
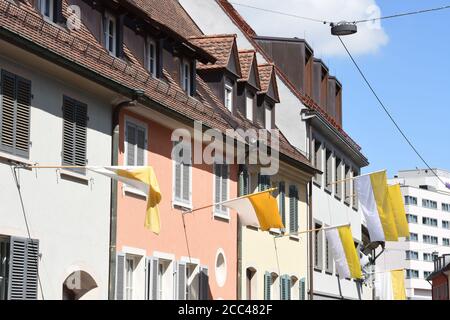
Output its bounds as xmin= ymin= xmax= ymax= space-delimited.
xmin=382 ymin=169 xmax=450 ymax=300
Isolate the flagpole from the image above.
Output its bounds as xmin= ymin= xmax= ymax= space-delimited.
xmin=275 ymin=223 xmax=351 ymax=238
xmin=26 ymin=165 xmax=88 ymax=169
xmin=184 ymin=188 xmax=278 ymax=214
xmin=326 ymin=169 xmax=386 ymax=187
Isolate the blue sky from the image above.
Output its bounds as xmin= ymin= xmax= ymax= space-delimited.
xmin=233 ymin=0 xmax=450 ymax=177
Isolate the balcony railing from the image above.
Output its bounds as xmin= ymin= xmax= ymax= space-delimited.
xmin=434 ymin=254 xmax=450 ymax=272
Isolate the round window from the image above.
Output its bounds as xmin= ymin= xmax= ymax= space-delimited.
xmin=215 ymin=249 xmax=227 ymax=288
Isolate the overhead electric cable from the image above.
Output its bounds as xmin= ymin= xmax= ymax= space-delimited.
xmin=354 ymin=4 xmax=450 ymax=23
xmin=337 ymin=36 xmax=447 ymax=187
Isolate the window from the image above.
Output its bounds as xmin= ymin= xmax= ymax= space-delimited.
xmin=325 ymin=236 xmax=333 ymax=273
xmin=146 ymin=38 xmax=157 ymax=77
xmin=404 ymin=196 xmax=418 ymax=206
xmin=423 ymin=235 xmax=438 ymax=244
xmin=423 ymin=253 xmax=433 ymax=262
xmin=407 ymin=232 xmax=418 ymax=242
xmin=185 ymin=263 xmax=199 ymax=300
xmin=278 ymin=182 xmax=286 ymax=228
xmin=258 ymin=174 xmax=271 ymax=192
xmin=238 ymin=165 xmax=249 ymax=197
xmin=424 ymin=271 xmax=432 ymax=279
xmin=125 ymin=257 xmax=135 ymax=300
xmin=125 ymin=120 xmax=147 ymax=166
xmin=39 ymin=0 xmax=54 ymax=21
xmin=182 ymin=61 xmax=192 ymax=95
xmin=264 ymin=272 xmax=277 ymax=300
xmin=443 ymin=221 xmax=450 ymax=229
xmin=335 ymin=158 xmax=342 ymax=199
xmin=0 ymin=70 xmax=31 ymax=158
xmin=344 ymin=165 xmax=351 ymax=204
xmin=314 ymin=223 xmax=323 ymax=270
xmin=265 ymin=104 xmax=272 ymax=130
xmin=157 ymin=262 xmax=164 ymax=300
xmin=442 ymin=203 xmax=450 ymax=212
xmin=104 ymin=12 xmax=117 ymax=56
xmin=313 ymin=140 xmax=322 ymax=185
xmin=406 ymin=214 xmax=418 ymax=224
xmin=173 ymin=141 xmax=192 ymax=207
xmin=352 ymin=169 xmax=360 ymax=209
xmin=406 ymin=251 xmax=419 ymax=260
xmin=246 ymin=91 xmax=254 ymax=121
xmin=289 ymin=185 xmax=299 ymax=233
xmin=0 ymin=236 xmax=39 ymax=300
xmin=299 ymin=278 xmax=306 ymax=300
xmin=405 ymin=269 xmax=419 ymax=279
xmin=225 ymin=84 xmax=233 ymax=112
xmin=443 ymin=238 xmax=450 ymax=247
xmin=422 ymin=217 xmax=438 ymax=227
xmin=422 ymin=199 xmax=437 ymax=209
xmin=62 ymin=96 xmax=88 ymax=174
xmin=280 ymin=275 xmax=291 ymax=300
xmin=214 ymin=164 xmax=229 ymax=217
xmin=246 ymin=268 xmax=257 ymax=300
xmin=325 ymin=149 xmax=332 ymax=192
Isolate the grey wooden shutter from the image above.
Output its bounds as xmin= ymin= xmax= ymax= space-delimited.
xmin=126 ymin=123 xmax=136 ymax=166
xmin=0 ymin=71 xmax=31 ymax=158
xmin=215 ymin=164 xmax=221 ymax=212
xmin=115 ymin=253 xmax=125 ymax=300
xmin=182 ymin=143 xmax=191 ymax=203
xmin=279 ymin=182 xmax=285 ymax=227
xmin=199 ymin=266 xmax=209 ymax=300
xmin=264 ymin=272 xmax=271 ymax=300
xmin=190 ymin=61 xmax=197 ymax=96
xmin=221 ymin=165 xmax=228 ymax=213
xmin=136 ymin=126 xmax=146 ymax=166
xmin=287 ymin=277 xmax=291 ymax=300
xmin=289 ymin=186 xmax=299 ymax=233
xmin=238 ymin=165 xmax=249 ymax=196
xmin=62 ymin=96 xmax=87 ymax=174
xmin=175 ymin=160 xmax=182 ymax=201
xmin=177 ymin=262 xmax=186 ymax=300
xmin=116 ymin=14 xmax=124 ymax=58
xmin=299 ymin=278 xmax=306 ymax=300
xmin=54 ymin=0 xmax=65 ymax=23
xmin=8 ymin=237 xmax=39 ymax=300
xmin=145 ymin=257 xmax=158 ymax=300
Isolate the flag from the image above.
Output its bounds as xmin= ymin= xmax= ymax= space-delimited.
xmin=354 ymin=171 xmax=398 ymax=242
xmin=325 ymin=225 xmax=362 ymax=279
xmin=221 ymin=189 xmax=284 ymax=231
xmin=388 ymin=184 xmax=410 ymax=238
xmin=376 ymin=269 xmax=406 ymax=300
xmin=88 ymin=166 xmax=161 ymax=234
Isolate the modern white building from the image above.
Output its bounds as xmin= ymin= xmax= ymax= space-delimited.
xmin=179 ymin=0 xmax=372 ymax=300
xmin=381 ymin=169 xmax=450 ymax=300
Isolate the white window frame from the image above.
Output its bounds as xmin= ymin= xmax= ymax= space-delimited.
xmin=124 ymin=117 xmax=148 ymax=167
xmin=225 ymin=84 xmax=233 ymax=112
xmin=182 ymin=60 xmax=191 ymax=95
xmin=146 ymin=37 xmax=157 ymax=77
xmin=265 ymin=103 xmax=272 ymax=130
xmin=213 ymin=163 xmax=230 ymax=220
xmin=125 ymin=256 xmax=136 ymax=300
xmin=104 ymin=11 xmax=117 ymax=56
xmin=39 ymin=0 xmax=54 ymax=21
xmin=152 ymin=251 xmax=175 ymax=300
xmin=172 ymin=141 xmax=193 ymax=209
xmin=246 ymin=91 xmax=254 ymax=121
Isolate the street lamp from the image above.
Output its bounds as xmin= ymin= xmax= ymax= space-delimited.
xmin=330 ymin=21 xmax=358 ymax=36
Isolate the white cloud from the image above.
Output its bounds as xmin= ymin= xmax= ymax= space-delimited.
xmin=231 ymin=0 xmax=389 ymax=57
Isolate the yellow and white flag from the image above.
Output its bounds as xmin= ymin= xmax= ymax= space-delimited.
xmin=388 ymin=184 xmax=410 ymax=238
xmin=88 ymin=166 xmax=162 ymax=234
xmin=325 ymin=225 xmax=362 ymax=280
xmin=222 ymin=188 xmax=284 ymax=231
xmin=354 ymin=171 xmax=399 ymax=242
xmin=376 ymin=269 xmax=406 ymax=300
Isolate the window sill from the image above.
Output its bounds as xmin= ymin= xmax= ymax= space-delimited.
xmin=313 ymin=181 xmax=322 ymax=189
xmin=352 ymin=206 xmax=358 ymax=212
xmin=173 ymin=201 xmax=193 ymax=211
xmin=289 ymin=235 xmax=300 ymax=242
xmin=314 ymin=268 xmax=323 ymax=273
xmin=123 ymin=185 xmax=147 ymax=199
xmin=0 ymin=151 xmax=34 ymax=166
xmin=213 ymin=212 xmax=230 ymax=221
xmin=325 ymin=271 xmax=333 ymax=276
xmin=59 ymin=169 xmax=89 ymax=183
xmin=334 ymin=195 xmax=342 ymax=201
xmin=324 ymin=188 xmax=332 ymax=195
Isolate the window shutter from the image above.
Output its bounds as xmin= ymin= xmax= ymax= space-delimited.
xmin=8 ymin=237 xmax=39 ymax=300
xmin=116 ymin=14 xmax=124 ymax=58
xmin=54 ymin=0 xmax=65 ymax=23
xmin=182 ymin=143 xmax=191 ymax=203
xmin=279 ymin=182 xmax=285 ymax=227
xmin=136 ymin=127 xmax=146 ymax=166
xmin=287 ymin=277 xmax=291 ymax=300
xmin=126 ymin=123 xmax=136 ymax=166
xmin=145 ymin=257 xmax=159 ymax=300
xmin=0 ymin=71 xmax=31 ymax=158
xmin=115 ymin=253 xmax=125 ymax=300
xmin=299 ymin=278 xmax=306 ymax=300
xmin=156 ymin=39 xmax=164 ymax=78
xmin=289 ymin=186 xmax=299 ymax=233
xmin=199 ymin=266 xmax=209 ymax=300
xmin=221 ymin=165 xmax=228 ymax=212
xmin=215 ymin=164 xmax=221 ymax=212
xmin=175 ymin=161 xmax=182 ymax=201
xmin=190 ymin=61 xmax=197 ymax=96
xmin=177 ymin=262 xmax=186 ymax=300
xmin=264 ymin=272 xmax=271 ymax=300
xmin=238 ymin=165 xmax=244 ymax=197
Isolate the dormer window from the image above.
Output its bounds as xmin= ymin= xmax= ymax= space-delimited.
xmin=40 ymin=0 xmax=54 ymax=21
xmin=225 ymin=82 xmax=233 ymax=112
xmin=104 ymin=12 xmax=117 ymax=56
xmin=181 ymin=60 xmax=192 ymax=95
xmin=146 ymin=38 xmax=157 ymax=77
xmin=265 ymin=103 xmax=272 ymax=130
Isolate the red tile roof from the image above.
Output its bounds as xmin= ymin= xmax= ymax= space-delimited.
xmin=0 ymin=0 xmax=314 ymax=171
xmin=257 ymin=64 xmax=280 ymax=102
xmin=189 ymin=34 xmax=241 ymax=77
xmin=217 ymin=0 xmax=364 ymax=153
xmin=237 ymin=50 xmax=260 ymax=89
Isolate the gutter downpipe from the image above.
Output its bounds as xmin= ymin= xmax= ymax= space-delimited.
xmin=108 ymin=90 xmax=143 ymax=300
